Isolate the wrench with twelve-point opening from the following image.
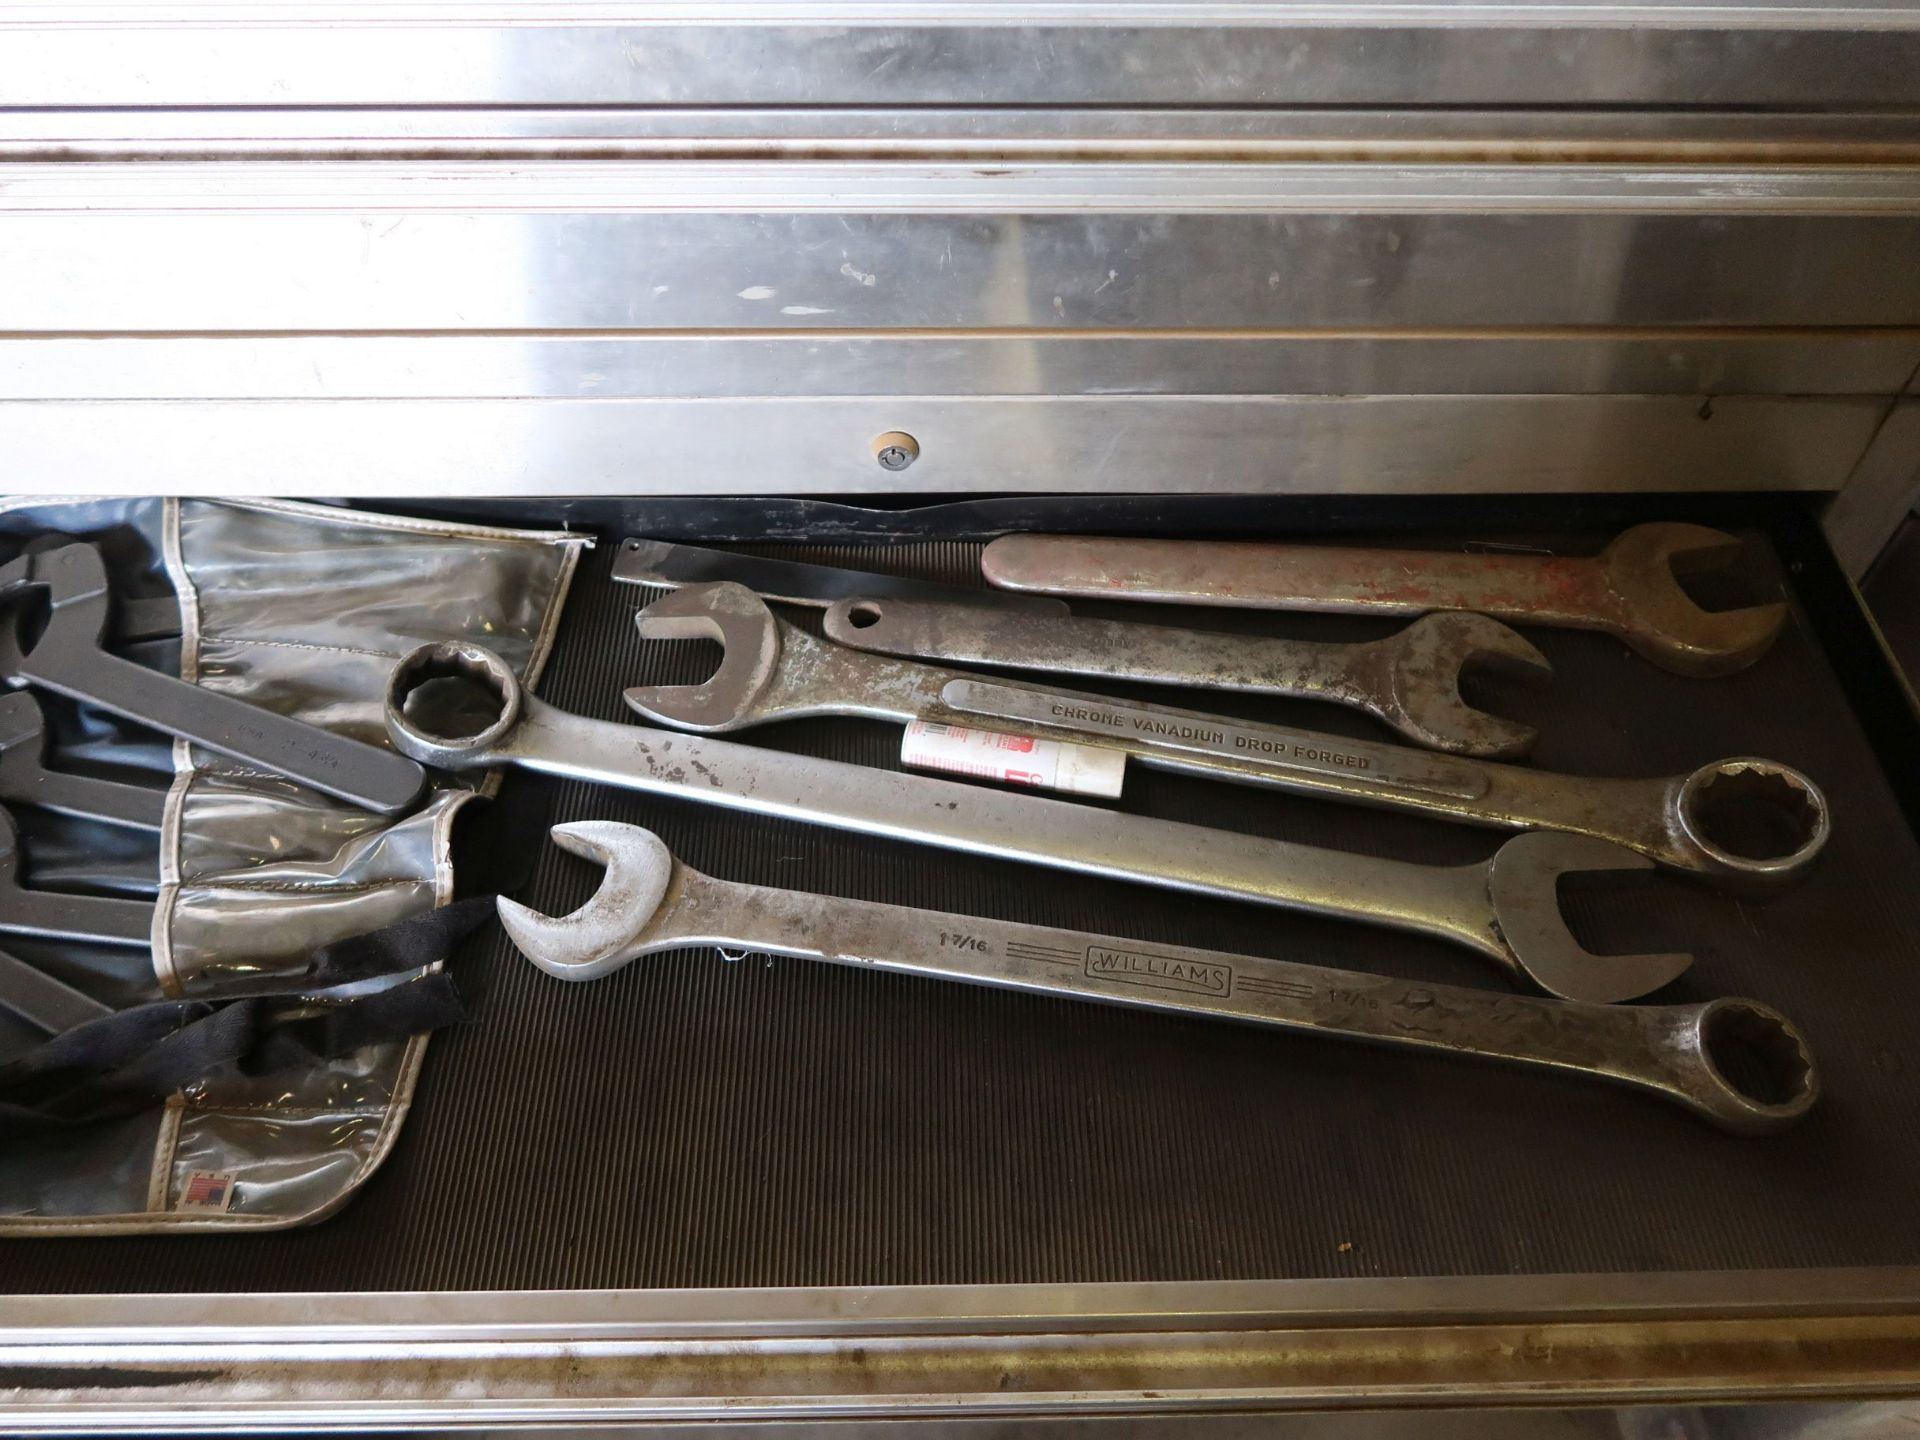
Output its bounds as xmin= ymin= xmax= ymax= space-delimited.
xmin=499 ymin=821 xmax=1816 ymax=1135
xmin=624 ymin=582 xmax=1829 ymax=893
xmin=385 ymin=640 xmax=1694 ymax=1004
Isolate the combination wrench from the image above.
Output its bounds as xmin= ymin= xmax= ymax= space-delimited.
xmin=981 ymin=523 xmax=1788 ymax=678
xmin=384 ymin=639 xmax=1694 ymax=1004
xmin=0 ymin=543 xmax=425 ymax=815
xmin=497 ymin=821 xmax=1815 ymax=1135
xmin=821 ymin=596 xmax=1549 ymax=758
xmin=624 ymin=583 xmax=1828 ymax=892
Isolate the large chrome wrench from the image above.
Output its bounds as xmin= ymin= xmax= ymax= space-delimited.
xmin=981 ymin=524 xmax=1789 ymax=678
xmin=625 ymin=583 xmax=1829 ymax=893
xmin=384 ymin=640 xmax=1693 ymax=1004
xmin=821 ymin=596 xmax=1549 ymax=758
xmin=498 ymin=822 xmax=1815 ymax=1135
xmin=0 ymin=543 xmax=426 ymax=815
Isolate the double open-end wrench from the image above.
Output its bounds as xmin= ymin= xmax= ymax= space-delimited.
xmin=0 ymin=543 xmax=425 ymax=815
xmin=0 ymin=692 xmax=166 ymax=832
xmin=0 ymin=809 xmax=152 ymax=949
xmin=498 ymin=822 xmax=1815 ymax=1134
xmin=821 ymin=597 xmax=1550 ymax=759
xmin=624 ymin=583 xmax=1828 ymax=892
xmin=981 ymin=524 xmax=1789 ymax=678
xmin=385 ymin=640 xmax=1693 ymax=1004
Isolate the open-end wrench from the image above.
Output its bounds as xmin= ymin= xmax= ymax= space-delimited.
xmin=981 ymin=524 xmax=1789 ymax=678
xmin=498 ymin=822 xmax=1814 ymax=1134
xmin=0 ymin=809 xmax=152 ymax=949
xmin=625 ymin=583 xmax=1828 ymax=893
xmin=386 ymin=640 xmax=1693 ymax=1003
xmin=821 ymin=597 xmax=1549 ymax=759
xmin=0 ymin=692 xmax=166 ymax=832
xmin=0 ymin=543 xmax=425 ymax=815
xmin=20 ymin=534 xmax=180 ymax=645
xmin=610 ymin=537 xmax=1069 ymax=617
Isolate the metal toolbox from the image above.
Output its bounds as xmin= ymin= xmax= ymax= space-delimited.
xmin=4 ymin=2 xmax=1920 ymax=1430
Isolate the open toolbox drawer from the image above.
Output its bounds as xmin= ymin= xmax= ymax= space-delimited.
xmin=3 ymin=492 xmax=1919 ymax=1427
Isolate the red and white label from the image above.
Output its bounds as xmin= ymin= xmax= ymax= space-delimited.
xmin=900 ymin=720 xmax=1126 ymax=798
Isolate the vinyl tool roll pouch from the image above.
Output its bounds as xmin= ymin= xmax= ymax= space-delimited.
xmin=0 ymin=498 xmax=585 ymax=1234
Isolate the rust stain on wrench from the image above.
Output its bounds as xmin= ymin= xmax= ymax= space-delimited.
xmin=498 ymin=821 xmax=1815 ymax=1134
xmin=822 ymin=597 xmax=1549 ymax=759
xmin=625 ymin=583 xmax=1828 ymax=893
xmin=384 ymin=641 xmax=1693 ymax=1003
xmin=981 ymin=523 xmax=1788 ymax=678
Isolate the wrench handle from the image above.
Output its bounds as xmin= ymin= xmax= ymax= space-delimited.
xmin=508 ymin=698 xmax=1512 ymax=973
xmin=24 ymin=647 xmax=425 ymax=815
xmin=4 ymin=769 xmax=167 ymax=833
xmin=982 ymin=535 xmax=1618 ymax=630
xmin=826 ymin=598 xmax=1362 ymax=699
xmin=0 ymin=884 xmax=153 ymax=948
xmin=833 ymin=599 xmax=1374 ymax=710
xmin=658 ymin=873 xmax=1795 ymax=1134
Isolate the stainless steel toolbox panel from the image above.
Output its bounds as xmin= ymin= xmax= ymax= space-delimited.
xmin=6 ymin=1 xmax=1920 ymax=1425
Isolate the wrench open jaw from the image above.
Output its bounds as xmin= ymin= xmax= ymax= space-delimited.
xmin=497 ymin=822 xmax=1808 ymax=1133
xmin=389 ymin=642 xmax=1696 ymax=1003
xmin=1600 ymin=523 xmax=1789 ymax=678
xmin=624 ymin=581 xmax=790 ymax=732
xmin=1355 ymin=612 xmax=1550 ymax=760
xmin=0 ymin=542 xmax=425 ymax=815
xmin=621 ymin=583 xmax=1829 ymax=892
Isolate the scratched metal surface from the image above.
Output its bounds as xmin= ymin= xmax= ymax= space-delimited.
xmin=7 ymin=529 xmax=1920 ymax=1291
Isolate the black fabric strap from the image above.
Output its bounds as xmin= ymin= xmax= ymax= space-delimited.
xmin=0 ymin=897 xmax=491 ymax=1136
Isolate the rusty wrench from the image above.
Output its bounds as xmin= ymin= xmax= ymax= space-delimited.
xmin=981 ymin=524 xmax=1788 ymax=678
xmin=497 ymin=822 xmax=1814 ymax=1134
xmin=821 ymin=598 xmax=1549 ymax=758
xmin=385 ymin=640 xmax=1693 ymax=1004
xmin=625 ymin=583 xmax=1828 ymax=892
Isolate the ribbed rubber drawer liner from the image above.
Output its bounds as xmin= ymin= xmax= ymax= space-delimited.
xmin=9 ymin=531 xmax=1919 ymax=1291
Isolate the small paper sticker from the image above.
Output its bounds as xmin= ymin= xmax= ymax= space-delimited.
xmin=901 ymin=719 xmax=1126 ymax=798
xmin=178 ymin=1170 xmax=237 ymax=1214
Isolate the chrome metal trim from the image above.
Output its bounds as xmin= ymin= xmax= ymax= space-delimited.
xmin=11 ymin=335 xmax=1915 ymax=399
xmin=7 ymin=162 xmax=1920 ymax=215
xmin=0 ymin=395 xmax=1881 ymax=496
xmin=10 ymin=2 xmax=1920 ymax=26
xmin=5 ymin=1271 xmax=1920 ymax=1429
xmin=11 ymin=1267 xmax=1920 ymax=1341
xmin=6 ymin=5 xmax=1920 ymax=110
xmin=8 ymin=108 xmax=1920 ymax=164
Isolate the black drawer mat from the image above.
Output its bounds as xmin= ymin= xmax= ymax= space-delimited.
xmin=9 ymin=528 xmax=1920 ymax=1291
